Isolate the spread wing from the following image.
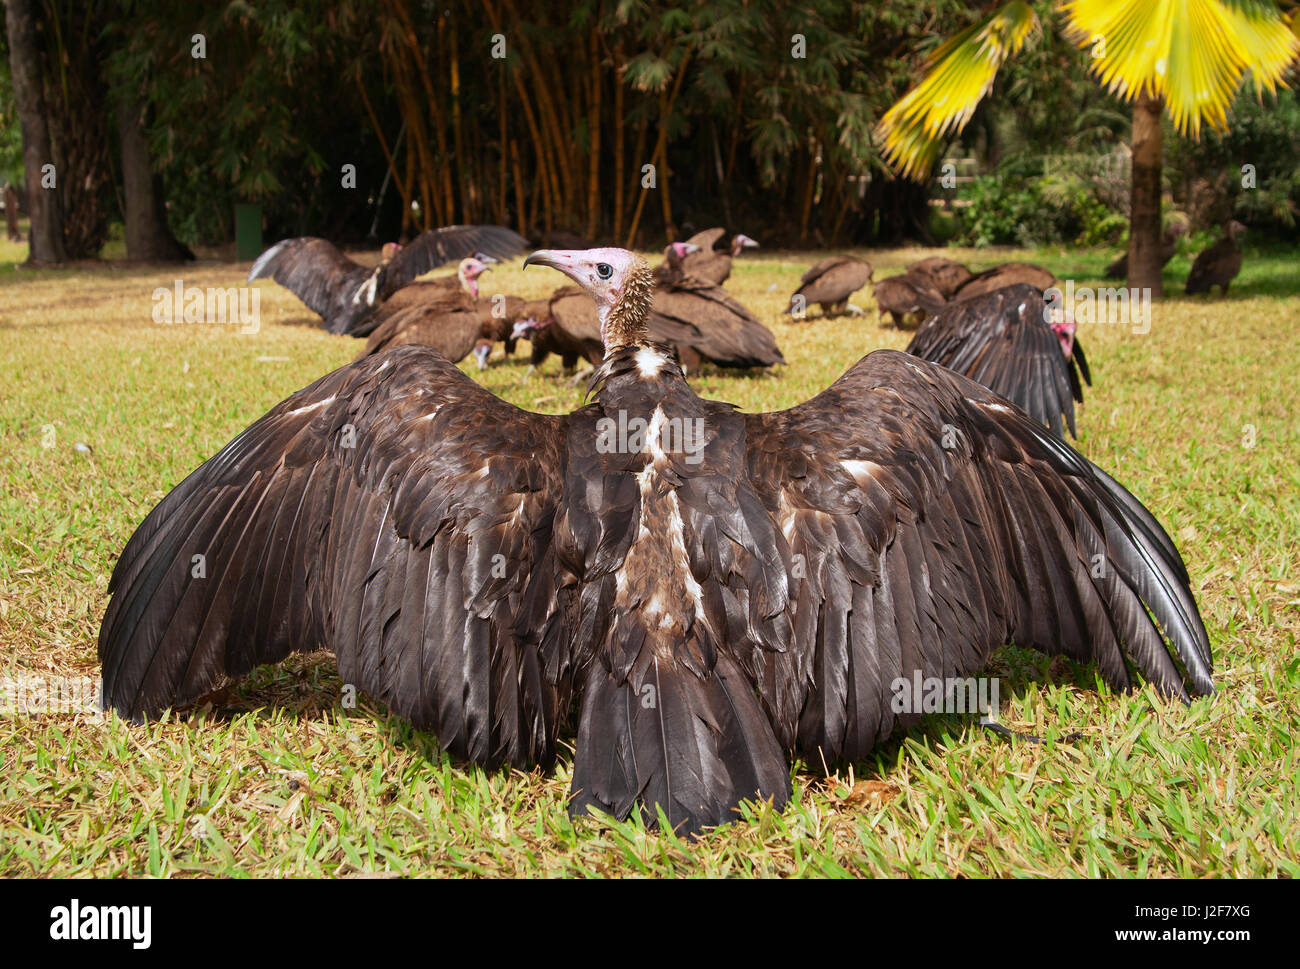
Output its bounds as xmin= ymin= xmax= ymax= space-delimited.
xmin=906 ymin=284 xmax=1090 ymax=438
xmin=99 ymin=346 xmax=574 ymax=768
xmin=247 ymin=237 xmax=368 ymax=320
xmin=743 ymin=350 xmax=1212 ymax=761
xmin=683 ymin=227 xmax=727 ymax=251
xmin=384 ymin=224 xmax=529 ymax=292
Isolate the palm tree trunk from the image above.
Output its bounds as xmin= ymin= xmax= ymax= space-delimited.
xmin=1128 ymin=93 xmax=1164 ymax=299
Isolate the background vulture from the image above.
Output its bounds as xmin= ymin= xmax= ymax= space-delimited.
xmin=679 ymin=227 xmax=759 ymax=286
xmin=1106 ymin=224 xmax=1187 ymax=279
xmin=512 ymin=288 xmax=606 ymax=377
xmin=1185 ymin=221 xmax=1246 ymax=296
xmin=247 ymin=224 xmax=527 ymax=335
xmin=953 ymin=262 xmax=1057 ymax=301
xmin=907 ymin=256 xmax=974 ymax=298
xmin=783 ymin=256 xmax=873 ymax=318
xmin=905 ymin=283 xmax=1091 ymax=439
xmin=872 ymin=270 xmax=948 ymax=328
xmin=100 ymin=247 xmax=1213 ymax=837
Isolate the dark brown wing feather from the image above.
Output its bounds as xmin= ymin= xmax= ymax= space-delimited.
xmin=247 ymin=237 xmax=370 ymax=328
xmin=743 ymin=350 xmax=1212 ymax=760
xmin=360 ymin=305 xmax=483 ymax=362
xmin=907 ymin=257 xmax=974 ymax=298
xmin=98 ymin=347 xmax=574 ymax=769
xmin=955 ymin=262 xmax=1057 ymax=300
xmin=383 ymin=224 xmax=529 ymax=293
xmin=905 ymin=284 xmax=1089 ymax=438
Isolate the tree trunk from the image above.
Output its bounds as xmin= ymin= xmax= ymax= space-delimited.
xmin=1128 ymin=93 xmax=1164 ymax=299
xmin=116 ymin=91 xmax=191 ymax=261
xmin=5 ymin=0 xmax=66 ymax=264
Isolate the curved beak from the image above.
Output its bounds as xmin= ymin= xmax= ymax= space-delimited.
xmin=523 ymin=250 xmax=568 ymax=272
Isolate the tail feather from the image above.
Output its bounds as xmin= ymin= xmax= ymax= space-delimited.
xmin=569 ymin=648 xmax=790 ymax=837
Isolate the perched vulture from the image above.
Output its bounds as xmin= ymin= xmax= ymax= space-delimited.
xmin=906 ymin=256 xmax=974 ymax=298
xmin=1105 ymin=224 xmax=1187 ymax=279
xmin=512 ymin=289 xmax=605 ymax=376
xmin=100 ymin=247 xmax=1213 ymax=838
xmin=652 ymin=241 xmax=701 ymax=287
xmin=783 ymin=256 xmax=874 ymax=318
xmin=872 ymin=271 xmax=948 ymax=329
xmin=247 ymin=224 xmax=527 ymax=335
xmin=906 ymin=283 xmax=1091 ymax=439
xmin=650 ymin=247 xmax=784 ymax=370
xmin=1185 ymin=221 xmax=1246 ymax=296
xmin=953 ymin=262 xmax=1057 ymax=301
xmin=679 ymin=228 xmax=759 ymax=286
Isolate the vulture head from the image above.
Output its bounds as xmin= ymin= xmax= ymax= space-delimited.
xmin=472 ymin=339 xmax=493 ymax=370
xmin=524 ymin=248 xmax=654 ymax=350
xmin=457 ymin=257 xmax=493 ymax=298
xmin=1051 ymin=317 xmax=1078 ymax=359
xmin=510 ymin=316 xmax=547 ymax=343
xmin=1226 ymin=220 xmax=1247 ymax=242
xmin=730 ymin=234 xmax=759 ymax=257
xmin=380 ymin=242 xmax=403 ymax=264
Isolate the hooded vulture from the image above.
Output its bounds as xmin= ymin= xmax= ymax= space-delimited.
xmin=512 ymin=289 xmax=606 ymax=377
xmin=783 ymin=256 xmax=874 ymax=318
xmin=679 ymin=228 xmax=759 ymax=286
xmin=872 ymin=271 xmax=948 ymax=329
xmin=1185 ymin=221 xmax=1246 ymax=296
xmin=953 ymin=262 xmax=1057 ymax=302
xmin=906 ymin=283 xmax=1091 ymax=439
xmin=907 ymin=256 xmax=974 ymax=298
xmin=1106 ymin=224 xmax=1187 ymax=280
xmin=100 ymin=247 xmax=1213 ymax=838
xmin=247 ymin=224 xmax=527 ymax=336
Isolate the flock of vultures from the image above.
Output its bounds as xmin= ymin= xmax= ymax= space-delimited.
xmin=95 ymin=219 xmax=1238 ymax=836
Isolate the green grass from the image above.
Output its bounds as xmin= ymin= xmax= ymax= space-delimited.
xmin=1 ymin=237 xmax=1297 ymax=877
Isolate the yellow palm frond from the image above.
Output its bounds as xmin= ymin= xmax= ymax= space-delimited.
xmin=1062 ymin=0 xmax=1299 ymax=136
xmin=877 ymin=2 xmax=1039 ymax=180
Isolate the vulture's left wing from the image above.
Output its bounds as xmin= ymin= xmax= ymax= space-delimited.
xmin=906 ymin=285 xmax=1091 ymax=438
xmin=385 ymin=224 xmax=529 ymax=292
xmin=743 ymin=350 xmax=1211 ymax=761
xmin=99 ymin=346 xmax=574 ymax=769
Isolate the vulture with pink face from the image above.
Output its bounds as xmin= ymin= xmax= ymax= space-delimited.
xmin=679 ymin=228 xmax=759 ymax=286
xmin=247 ymin=224 xmax=527 ymax=335
xmin=100 ymin=247 xmax=1213 ymax=837
xmin=356 ymin=257 xmax=497 ymax=364
xmin=906 ymin=283 xmax=1091 ymax=439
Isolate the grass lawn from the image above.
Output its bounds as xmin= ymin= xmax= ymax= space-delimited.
xmin=1 ymin=236 xmax=1297 ymax=877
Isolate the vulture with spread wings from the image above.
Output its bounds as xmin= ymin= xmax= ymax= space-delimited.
xmin=906 ymin=283 xmax=1091 ymax=439
xmin=102 ymin=248 xmax=1212 ymax=837
xmin=247 ymin=225 xmax=527 ymax=335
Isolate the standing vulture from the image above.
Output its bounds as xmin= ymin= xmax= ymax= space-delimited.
xmin=1185 ymin=221 xmax=1246 ymax=296
xmin=783 ymin=256 xmax=873 ymax=318
xmin=99 ymin=247 xmax=1213 ymax=837
xmin=907 ymin=256 xmax=974 ymax=298
xmin=905 ymin=283 xmax=1091 ymax=439
xmin=679 ymin=228 xmax=759 ymax=286
xmin=247 ymin=224 xmax=527 ymax=335
xmin=872 ymin=270 xmax=948 ymax=329
xmin=1106 ymin=224 xmax=1187 ymax=279
xmin=354 ymin=257 xmax=494 ymax=362
xmin=511 ymin=289 xmax=606 ymax=377
xmin=953 ymin=262 xmax=1057 ymax=301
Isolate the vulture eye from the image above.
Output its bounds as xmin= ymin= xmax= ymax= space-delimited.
xmin=596 ymin=263 xmax=613 ymax=279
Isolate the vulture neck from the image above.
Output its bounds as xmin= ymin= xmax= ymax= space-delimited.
xmin=601 ymin=261 xmax=656 ymax=353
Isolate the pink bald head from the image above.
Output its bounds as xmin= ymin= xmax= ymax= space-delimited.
xmin=457 ymin=257 xmax=492 ymax=297
xmin=730 ymin=234 xmax=759 ymax=257
xmin=1051 ymin=318 xmax=1077 ymax=359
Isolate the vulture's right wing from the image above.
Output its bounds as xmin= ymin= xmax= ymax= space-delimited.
xmin=744 ymin=350 xmax=1212 ymax=761
xmin=99 ymin=346 xmax=575 ymax=769
xmin=247 ymin=238 xmax=366 ymax=319
xmin=906 ymin=286 xmax=1090 ymax=438
xmin=683 ymin=227 xmax=727 ymax=251
xmin=384 ymin=224 xmax=529 ymax=292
